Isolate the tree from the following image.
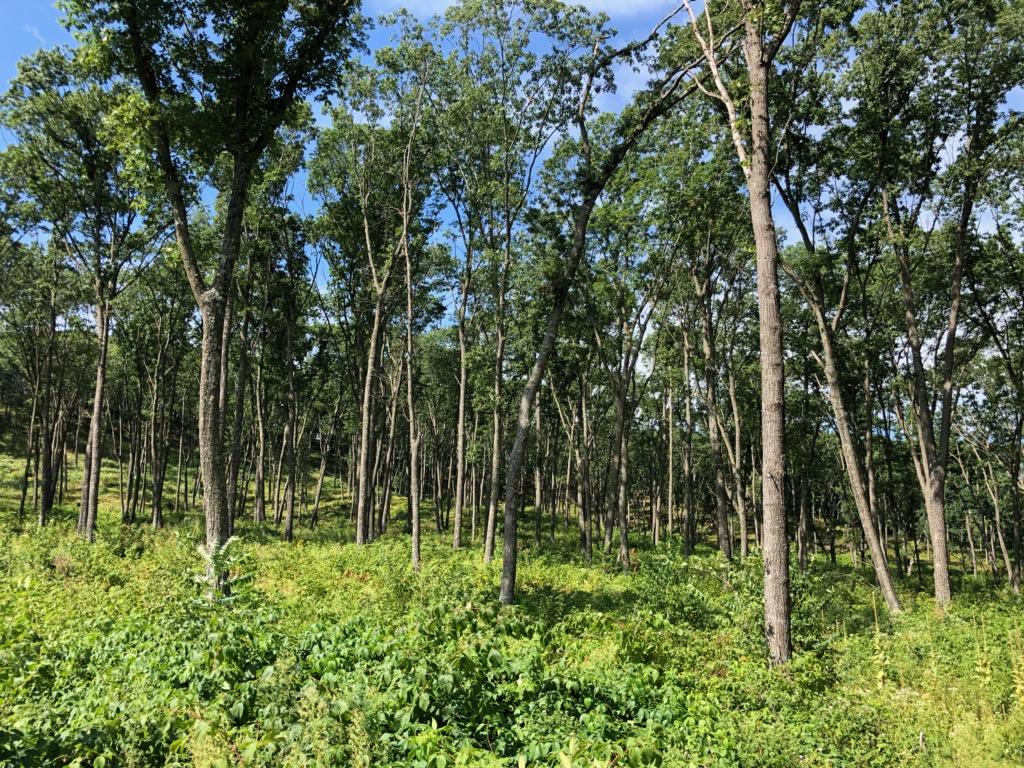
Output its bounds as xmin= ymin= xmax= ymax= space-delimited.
xmin=1 ymin=48 xmax=157 ymax=535
xmin=497 ymin=5 xmax=705 ymax=604
xmin=64 ymin=0 xmax=361 ymax=587
xmin=684 ymin=0 xmax=798 ymax=664
xmin=427 ymin=0 xmax=603 ymax=563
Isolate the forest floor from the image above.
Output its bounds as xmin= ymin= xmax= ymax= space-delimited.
xmin=1 ymin=453 xmax=1023 ymax=767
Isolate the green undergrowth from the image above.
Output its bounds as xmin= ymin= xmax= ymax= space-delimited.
xmin=1 ymin=495 xmax=1023 ymax=766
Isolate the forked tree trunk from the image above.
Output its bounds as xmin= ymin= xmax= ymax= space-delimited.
xmin=453 ymin=303 xmax=470 ymax=548
xmin=80 ymin=300 xmax=111 ymax=539
xmin=282 ymin=309 xmax=297 ymax=543
xmin=355 ymin=299 xmax=386 ymax=544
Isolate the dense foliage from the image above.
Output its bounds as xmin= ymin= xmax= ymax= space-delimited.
xmin=0 ymin=0 xmax=1022 ymax=762
xmin=3 ymin=496 xmax=1024 ymax=767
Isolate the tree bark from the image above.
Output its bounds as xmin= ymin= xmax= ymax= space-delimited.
xmin=742 ymin=9 xmax=792 ymax=664
xmin=355 ymin=297 xmax=386 ymax=544
xmin=282 ymin=300 xmax=297 ymax=543
xmin=79 ymin=300 xmax=110 ymax=540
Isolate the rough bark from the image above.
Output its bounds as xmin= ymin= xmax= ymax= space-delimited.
xmin=745 ymin=20 xmax=792 ymax=663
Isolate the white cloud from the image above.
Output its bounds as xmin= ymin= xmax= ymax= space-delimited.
xmin=23 ymin=25 xmax=46 ymax=46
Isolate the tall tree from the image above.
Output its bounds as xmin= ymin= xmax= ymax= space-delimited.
xmin=65 ymin=0 xmax=361 ymax=586
xmin=684 ymin=0 xmax=799 ymax=664
xmin=1 ymin=48 xmax=155 ymax=535
xmin=498 ymin=7 xmax=705 ymax=604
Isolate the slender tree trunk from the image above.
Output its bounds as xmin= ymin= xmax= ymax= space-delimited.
xmin=19 ymin=387 xmax=39 ymax=523
xmin=377 ymin=386 xmax=400 ymax=535
xmin=727 ymin=372 xmax=748 ymax=558
xmin=355 ymin=299 xmax=385 ymax=545
xmin=700 ymin=302 xmax=731 ymax=561
xmin=253 ymin=366 xmax=267 ymax=524
xmin=282 ymin=311 xmax=297 ymax=543
xmin=227 ymin=292 xmax=252 ymax=535
xmin=483 ymin=333 xmax=505 ymax=564
xmin=273 ymin=425 xmax=286 ymax=525
xmin=453 ymin=257 xmax=472 ymax=548
xmin=884 ymin=180 xmax=965 ymax=607
xmin=579 ymin=379 xmax=594 ymax=565
xmin=498 ymin=194 xmax=600 ymax=604
xmin=1011 ymin=415 xmax=1022 ymax=593
xmin=800 ymin=285 xmax=901 ymax=612
xmin=682 ymin=333 xmax=696 ymax=555
xmin=667 ymin=378 xmax=675 ymax=538
xmin=495 ymin=59 xmax=684 ymax=601
xmin=604 ymin=372 xmax=627 ymax=553
xmin=616 ymin=422 xmax=631 ymax=572
xmin=80 ymin=300 xmax=111 ymax=539
xmin=531 ymin=402 xmax=542 ymax=546
xmin=149 ymin=372 xmax=163 ymax=529
xmin=742 ymin=14 xmax=791 ymax=663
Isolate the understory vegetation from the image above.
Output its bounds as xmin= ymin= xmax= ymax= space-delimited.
xmin=1 ymin=461 xmax=1023 ymax=768
xmin=1 ymin=0 xmax=1023 ymax=764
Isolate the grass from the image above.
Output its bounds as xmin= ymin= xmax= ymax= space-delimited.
xmin=1 ymin=452 xmax=1023 ymax=766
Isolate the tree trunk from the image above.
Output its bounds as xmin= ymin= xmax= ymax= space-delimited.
xmin=80 ymin=300 xmax=111 ymax=539
xmin=682 ymin=333 xmax=696 ymax=555
xmin=483 ymin=333 xmax=505 ymax=564
xmin=253 ymin=365 xmax=267 ymax=524
xmin=355 ymin=298 xmax=386 ymax=545
xmin=227 ymin=286 xmax=253 ymax=534
xmin=700 ymin=299 xmax=731 ymax=561
xmin=198 ymin=293 xmax=231 ymax=586
xmin=800 ymin=284 xmax=901 ymax=612
xmin=453 ymin=254 xmax=472 ymax=548
xmin=498 ymin=194 xmax=599 ymax=604
xmin=19 ymin=387 xmax=39 ymax=523
xmin=742 ymin=14 xmax=791 ymax=664
xmin=282 ymin=310 xmax=297 ymax=543
xmin=667 ymin=378 xmax=675 ymax=538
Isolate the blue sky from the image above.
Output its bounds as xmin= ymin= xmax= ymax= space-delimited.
xmin=0 ymin=0 xmax=683 ymax=306
xmin=0 ymin=0 xmax=676 ymax=90
xmin=0 ymin=0 xmax=678 ymax=222
xmin=4 ymin=1 xmax=1016 ymax=248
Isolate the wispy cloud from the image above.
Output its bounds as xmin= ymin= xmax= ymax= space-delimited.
xmin=23 ymin=25 xmax=46 ymax=46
